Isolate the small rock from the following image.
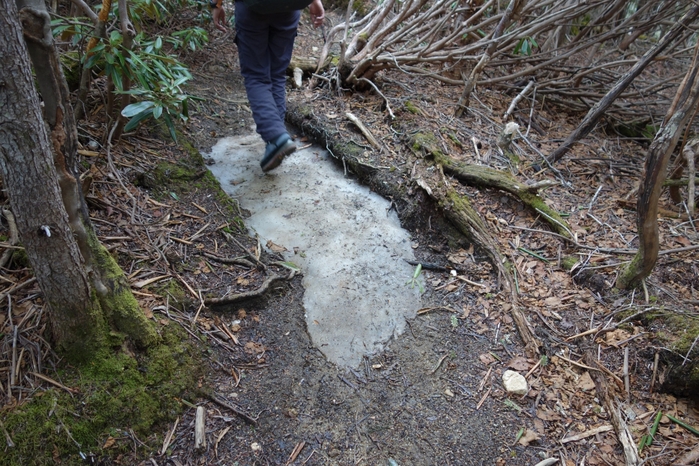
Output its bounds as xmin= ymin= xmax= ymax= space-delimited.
xmin=328 ymin=448 xmax=341 ymax=458
xmin=251 ymin=442 xmax=262 ymax=452
xmin=502 ymin=370 xmax=528 ymax=395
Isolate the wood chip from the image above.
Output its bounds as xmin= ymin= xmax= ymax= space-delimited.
xmin=560 ymin=425 xmax=613 ymax=444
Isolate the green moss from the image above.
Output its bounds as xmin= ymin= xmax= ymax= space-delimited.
xmin=560 ymin=255 xmax=578 ymax=271
xmin=446 ymin=131 xmax=463 ymax=148
xmin=89 ymin=232 xmax=159 ymax=348
xmin=10 ymin=247 xmax=30 ymax=268
xmin=664 ymin=314 xmax=699 ymax=355
xmin=334 ymin=140 xmax=366 ymax=159
xmin=404 ymin=100 xmax=421 ymax=115
xmin=410 ymin=132 xmax=439 ymax=153
xmin=2 ymin=325 xmax=201 ymax=465
xmin=59 ymin=51 xmax=81 ymax=91
xmin=154 ymin=279 xmax=188 ymax=310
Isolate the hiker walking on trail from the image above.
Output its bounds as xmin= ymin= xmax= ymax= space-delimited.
xmin=210 ymin=0 xmax=325 ymax=172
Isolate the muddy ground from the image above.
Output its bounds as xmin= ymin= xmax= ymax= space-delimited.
xmin=145 ymin=8 xmax=699 ymax=466
xmin=2 ymin=5 xmax=698 ymax=466
xmin=158 ymin=17 xmax=535 ymax=465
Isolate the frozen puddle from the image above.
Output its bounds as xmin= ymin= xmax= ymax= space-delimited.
xmin=208 ymin=134 xmax=422 ymax=367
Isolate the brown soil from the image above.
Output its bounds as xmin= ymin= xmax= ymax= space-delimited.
xmin=2 ymin=5 xmax=698 ymax=466
xmin=171 ymin=9 xmax=699 ymax=465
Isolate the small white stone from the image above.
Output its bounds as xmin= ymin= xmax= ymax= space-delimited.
xmin=251 ymin=442 xmax=262 ymax=452
xmin=502 ymin=370 xmax=528 ymax=395
xmin=504 ymin=122 xmax=520 ymax=135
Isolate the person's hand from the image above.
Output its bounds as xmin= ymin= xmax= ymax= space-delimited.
xmin=309 ymin=0 xmax=324 ymax=28
xmin=212 ymin=6 xmax=228 ymax=33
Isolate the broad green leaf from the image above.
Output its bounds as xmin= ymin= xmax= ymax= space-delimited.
xmin=121 ymin=100 xmax=155 ymax=117
xmin=123 ymin=109 xmax=153 ymax=132
xmin=163 ymin=112 xmax=177 ymax=142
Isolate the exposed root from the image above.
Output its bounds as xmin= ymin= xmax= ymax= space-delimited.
xmin=204 ymin=272 xmax=292 ymax=306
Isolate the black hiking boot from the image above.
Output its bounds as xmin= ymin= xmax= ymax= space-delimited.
xmin=260 ymin=133 xmax=295 ymax=173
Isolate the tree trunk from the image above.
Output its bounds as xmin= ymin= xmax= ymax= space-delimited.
xmin=1 ymin=0 xmax=157 ymax=361
xmin=616 ymin=38 xmax=699 ymax=289
xmin=0 ymin=4 xmax=107 ymax=360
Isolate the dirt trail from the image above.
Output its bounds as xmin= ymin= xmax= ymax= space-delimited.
xmin=170 ymin=18 xmax=538 ymax=466
xmin=167 ymin=11 xmax=699 ymax=466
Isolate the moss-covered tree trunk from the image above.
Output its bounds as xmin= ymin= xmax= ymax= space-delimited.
xmin=616 ymin=38 xmax=699 ymax=289
xmin=1 ymin=0 xmax=157 ymax=361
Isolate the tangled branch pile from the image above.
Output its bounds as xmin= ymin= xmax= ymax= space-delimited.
xmin=319 ymin=0 xmax=697 ymax=125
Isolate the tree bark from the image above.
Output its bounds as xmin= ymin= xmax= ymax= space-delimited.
xmin=0 ymin=2 xmax=107 ymax=359
xmin=616 ymin=38 xmax=699 ymax=289
xmin=1 ymin=0 xmax=157 ymax=360
xmin=432 ymin=151 xmax=572 ymax=238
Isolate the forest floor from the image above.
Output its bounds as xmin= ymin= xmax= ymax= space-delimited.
xmin=1 ymin=6 xmax=699 ymax=466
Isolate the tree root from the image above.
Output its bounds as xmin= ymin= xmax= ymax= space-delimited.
xmin=204 ymin=272 xmax=292 ymax=306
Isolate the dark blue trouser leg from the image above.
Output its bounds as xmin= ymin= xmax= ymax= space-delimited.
xmin=234 ymin=1 xmax=300 ymax=142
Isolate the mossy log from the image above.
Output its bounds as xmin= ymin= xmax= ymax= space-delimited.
xmin=437 ymin=188 xmax=541 ymax=356
xmin=413 ymin=133 xmax=573 ymax=239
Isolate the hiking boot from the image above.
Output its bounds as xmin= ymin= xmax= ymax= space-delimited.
xmin=260 ymin=133 xmax=295 ymax=172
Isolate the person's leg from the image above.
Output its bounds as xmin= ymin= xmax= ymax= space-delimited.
xmin=268 ymin=11 xmax=300 ymax=121
xmin=234 ymin=1 xmax=288 ymax=142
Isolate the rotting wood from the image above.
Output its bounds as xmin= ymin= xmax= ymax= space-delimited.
xmin=289 ymin=55 xmax=330 ymax=73
xmin=160 ymin=417 xmax=179 ymax=456
xmin=585 ymin=351 xmax=641 ymax=466
xmin=194 ymin=406 xmax=206 ymax=451
xmin=560 ymin=424 xmax=613 ymax=444
xmin=677 ymin=442 xmax=699 ymax=465
xmin=346 ymin=112 xmax=381 ymax=149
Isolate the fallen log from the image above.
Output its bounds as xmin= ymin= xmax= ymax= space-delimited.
xmin=412 ymin=132 xmax=573 ymax=239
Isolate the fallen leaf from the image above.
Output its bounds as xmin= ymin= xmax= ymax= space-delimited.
xmin=518 ymin=429 xmax=540 ymax=446
xmin=508 ymin=356 xmax=531 ymax=371
xmin=479 ymin=353 xmax=497 ymax=366
xmin=579 ymin=372 xmax=595 ymax=391
xmin=544 ymin=296 xmax=561 ymax=307
xmin=604 ymin=329 xmax=631 ymax=347
xmin=537 ymin=407 xmax=561 ymax=421
xmin=102 ymin=436 xmax=116 ymax=449
xmin=266 ymin=240 xmax=287 ymax=253
xmin=244 ymin=342 xmax=265 ymax=354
